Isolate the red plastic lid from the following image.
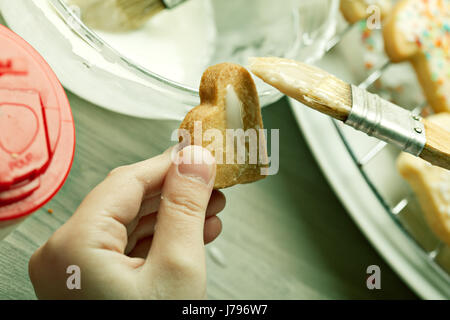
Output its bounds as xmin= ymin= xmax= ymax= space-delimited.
xmin=0 ymin=25 xmax=75 ymax=221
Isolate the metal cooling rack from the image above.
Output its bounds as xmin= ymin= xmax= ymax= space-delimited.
xmin=324 ymin=24 xmax=450 ymax=282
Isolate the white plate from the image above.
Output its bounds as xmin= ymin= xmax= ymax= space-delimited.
xmin=289 ymin=102 xmax=450 ymax=299
xmin=289 ymin=18 xmax=450 ymax=298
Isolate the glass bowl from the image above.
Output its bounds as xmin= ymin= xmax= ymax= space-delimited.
xmin=0 ymin=0 xmax=338 ymax=120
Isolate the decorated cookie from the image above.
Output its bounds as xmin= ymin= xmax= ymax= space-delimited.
xmin=179 ymin=63 xmax=268 ymax=189
xmin=397 ymin=112 xmax=450 ymax=247
xmin=340 ymin=0 xmax=392 ymax=24
xmin=383 ymin=0 xmax=450 ymax=113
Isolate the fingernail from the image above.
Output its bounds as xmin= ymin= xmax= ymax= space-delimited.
xmin=177 ymin=146 xmax=215 ymax=184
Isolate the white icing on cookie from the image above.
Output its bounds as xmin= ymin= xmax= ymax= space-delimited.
xmin=225 ymin=84 xmax=244 ymax=129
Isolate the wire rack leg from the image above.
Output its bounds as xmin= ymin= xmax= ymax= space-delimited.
xmin=428 ymin=242 xmax=444 ymax=260
xmin=325 ymin=24 xmax=353 ymax=52
xmin=358 ymin=59 xmax=390 ymax=90
xmin=391 ymin=198 xmax=409 ymax=215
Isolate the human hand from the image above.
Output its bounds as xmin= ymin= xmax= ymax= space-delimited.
xmin=29 ymin=146 xmax=224 ymax=299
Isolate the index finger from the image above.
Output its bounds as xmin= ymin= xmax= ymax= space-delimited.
xmin=74 ymin=148 xmax=173 ymax=226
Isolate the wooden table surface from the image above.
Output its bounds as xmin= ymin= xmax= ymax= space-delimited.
xmin=0 ymin=86 xmax=417 ymax=299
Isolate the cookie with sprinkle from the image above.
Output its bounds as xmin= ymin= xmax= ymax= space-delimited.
xmin=384 ymin=0 xmax=450 ymax=113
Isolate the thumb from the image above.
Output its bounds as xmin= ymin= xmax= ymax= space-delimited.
xmin=148 ymin=145 xmax=216 ymax=269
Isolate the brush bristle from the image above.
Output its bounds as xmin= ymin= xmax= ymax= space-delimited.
xmin=249 ymin=57 xmax=352 ymax=121
xmin=117 ymin=0 xmax=165 ymax=21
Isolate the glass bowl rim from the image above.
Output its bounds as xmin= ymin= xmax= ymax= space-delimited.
xmin=49 ymin=0 xmax=340 ymax=99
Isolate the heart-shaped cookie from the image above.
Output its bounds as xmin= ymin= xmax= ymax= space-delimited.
xmin=179 ymin=63 xmax=268 ymax=189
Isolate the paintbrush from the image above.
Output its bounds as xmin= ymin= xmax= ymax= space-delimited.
xmin=249 ymin=57 xmax=450 ymax=170
xmin=69 ymin=0 xmax=187 ymax=31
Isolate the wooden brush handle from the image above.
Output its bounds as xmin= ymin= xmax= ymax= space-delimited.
xmin=420 ymin=119 xmax=450 ymax=170
xmin=249 ymin=57 xmax=450 ymax=170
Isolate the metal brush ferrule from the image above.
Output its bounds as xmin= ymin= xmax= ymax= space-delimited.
xmin=345 ymin=85 xmax=426 ymax=156
xmin=162 ymin=0 xmax=187 ymax=9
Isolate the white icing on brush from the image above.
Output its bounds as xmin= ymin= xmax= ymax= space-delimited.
xmin=249 ymin=57 xmax=327 ymax=95
xmin=249 ymin=57 xmax=349 ymax=113
xmin=225 ymin=84 xmax=244 ymax=129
